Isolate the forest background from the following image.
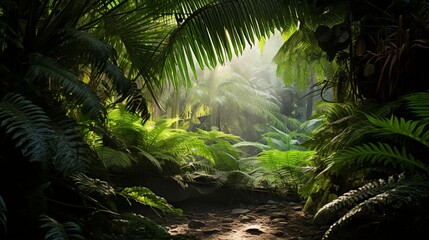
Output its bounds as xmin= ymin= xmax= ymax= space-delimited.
xmin=1 ymin=1 xmax=429 ymax=240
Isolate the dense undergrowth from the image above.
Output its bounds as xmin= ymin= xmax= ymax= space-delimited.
xmin=1 ymin=1 xmax=429 ymax=240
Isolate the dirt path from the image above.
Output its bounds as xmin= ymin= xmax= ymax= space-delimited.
xmin=150 ymin=199 xmax=325 ymax=240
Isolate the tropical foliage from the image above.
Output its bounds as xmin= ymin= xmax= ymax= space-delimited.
xmin=2 ymin=0 xmax=429 ymax=239
xmin=307 ymin=92 xmax=429 ymax=239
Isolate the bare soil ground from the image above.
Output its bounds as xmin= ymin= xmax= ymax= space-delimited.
xmin=147 ymin=196 xmax=326 ymax=240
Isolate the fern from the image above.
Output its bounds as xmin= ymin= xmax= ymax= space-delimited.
xmin=72 ymin=173 xmax=116 ymax=198
xmin=0 ymin=93 xmax=51 ymax=162
xmin=120 ymin=186 xmax=183 ymax=216
xmin=316 ymin=174 xmax=429 ymax=240
xmin=333 ymin=142 xmax=429 ymax=174
xmin=50 ymin=118 xmax=90 ymax=176
xmin=366 ymin=114 xmax=429 ymax=148
xmin=96 ymin=146 xmax=134 ymax=169
xmin=404 ymin=92 xmax=429 ymax=119
xmin=39 ymin=215 xmax=85 ymax=240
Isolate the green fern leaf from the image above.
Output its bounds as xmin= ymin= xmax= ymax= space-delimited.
xmin=0 ymin=93 xmax=51 ymax=162
xmin=320 ymin=174 xmax=429 ymax=240
xmin=404 ymin=92 xmax=429 ymax=119
xmin=96 ymin=146 xmax=134 ymax=169
xmin=366 ymin=114 xmax=429 ymax=148
xmin=50 ymin=118 xmax=90 ymax=176
xmin=121 ymin=186 xmax=183 ymax=216
xmin=72 ymin=173 xmax=116 ymax=197
xmin=333 ymin=142 xmax=428 ymax=174
xmin=39 ymin=215 xmax=85 ymax=240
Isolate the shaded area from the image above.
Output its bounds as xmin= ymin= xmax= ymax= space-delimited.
xmin=141 ymin=189 xmax=324 ymax=240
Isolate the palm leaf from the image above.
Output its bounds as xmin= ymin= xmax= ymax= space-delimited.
xmin=27 ymin=53 xmax=105 ymax=121
xmin=0 ymin=93 xmax=51 ymax=162
xmin=159 ymin=0 xmax=297 ymax=88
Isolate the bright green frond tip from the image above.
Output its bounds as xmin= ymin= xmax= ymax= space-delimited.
xmin=121 ymin=187 xmax=183 ymax=216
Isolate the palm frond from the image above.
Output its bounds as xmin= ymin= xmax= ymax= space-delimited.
xmin=59 ymin=28 xmax=116 ymax=69
xmin=0 ymin=93 xmax=51 ymax=162
xmin=27 ymin=53 xmax=105 ymax=121
xmin=101 ymin=0 xmax=170 ymax=93
xmin=159 ymin=0 xmax=296 ymax=87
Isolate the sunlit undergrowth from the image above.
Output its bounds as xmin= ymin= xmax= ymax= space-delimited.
xmin=84 ymin=104 xmax=316 ymax=200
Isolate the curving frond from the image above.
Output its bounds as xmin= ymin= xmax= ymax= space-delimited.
xmin=333 ymin=142 xmax=429 ymax=174
xmin=96 ymin=146 xmax=134 ymax=169
xmin=72 ymin=173 xmax=116 ymax=197
xmin=159 ymin=0 xmax=297 ymax=88
xmin=27 ymin=53 xmax=105 ymax=121
xmin=120 ymin=186 xmax=183 ymax=216
xmin=404 ymin=92 xmax=429 ymax=119
xmin=50 ymin=117 xmax=90 ymax=176
xmin=366 ymin=114 xmax=429 ymax=148
xmin=316 ymin=174 xmax=429 ymax=240
xmin=0 ymin=93 xmax=51 ymax=162
xmin=39 ymin=215 xmax=85 ymax=240
xmin=59 ymin=28 xmax=116 ymax=69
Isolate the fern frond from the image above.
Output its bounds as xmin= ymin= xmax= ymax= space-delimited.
xmin=333 ymin=142 xmax=429 ymax=174
xmin=404 ymin=92 xmax=429 ymax=119
xmin=27 ymin=53 xmax=105 ymax=121
xmin=224 ymin=170 xmax=257 ymax=188
xmin=96 ymin=146 xmax=134 ymax=169
xmin=120 ymin=186 xmax=183 ymax=216
xmin=233 ymin=141 xmax=270 ymax=151
xmin=366 ymin=114 xmax=429 ymax=148
xmin=72 ymin=173 xmax=116 ymax=197
xmin=314 ymin=176 xmax=397 ymax=225
xmin=133 ymin=147 xmax=163 ymax=173
xmin=0 ymin=93 xmax=51 ymax=162
xmin=50 ymin=118 xmax=90 ymax=176
xmin=320 ymin=174 xmax=429 ymax=240
xmin=39 ymin=215 xmax=85 ymax=240
xmin=256 ymin=149 xmax=315 ymax=171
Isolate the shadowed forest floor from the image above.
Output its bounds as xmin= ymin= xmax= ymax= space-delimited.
xmin=143 ymin=190 xmax=325 ymax=240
